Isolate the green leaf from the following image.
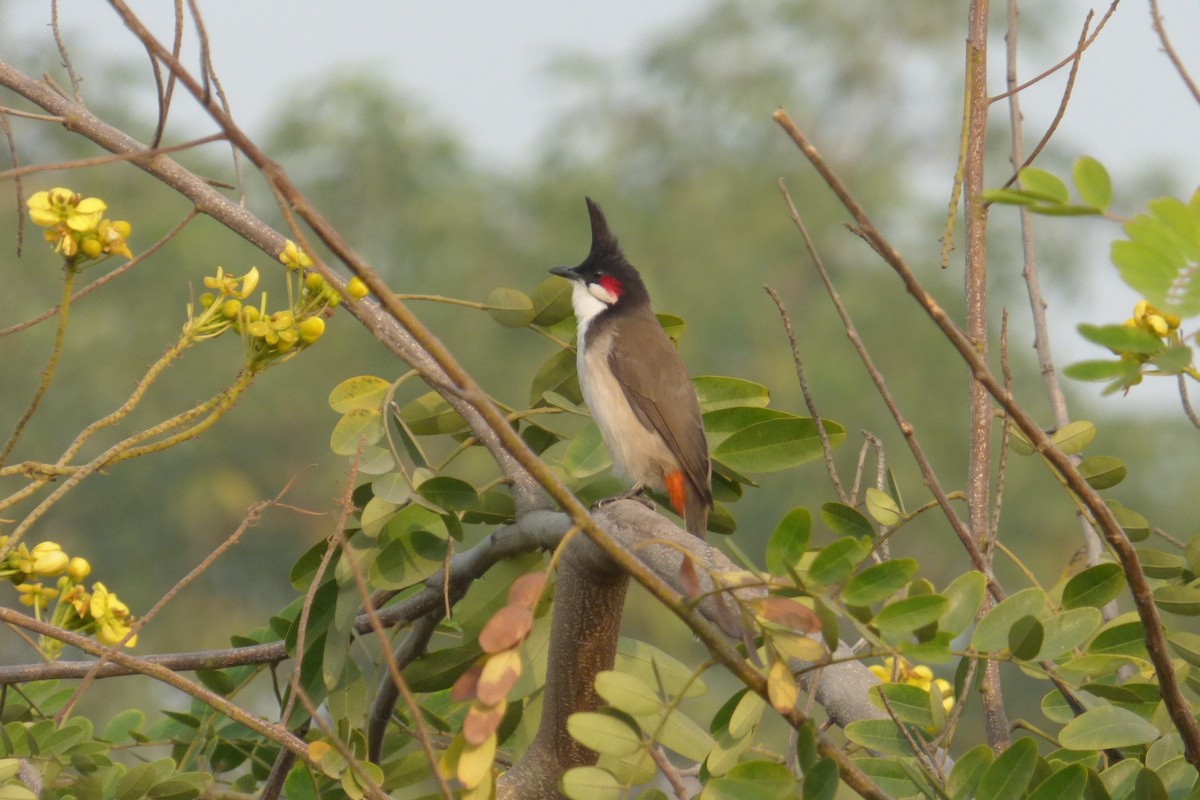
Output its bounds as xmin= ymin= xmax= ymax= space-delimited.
xmin=1150 ymin=344 xmax=1194 ymax=373
xmin=568 ymin=711 xmax=643 ymax=758
xmin=939 ymin=571 xmax=987 ymax=636
xmin=370 ymin=526 xmax=448 ymax=590
xmin=416 ymin=476 xmax=478 ymax=512
xmin=636 ymin=707 xmax=714 ymax=762
xmin=807 ymin=536 xmax=872 ymax=585
xmin=1136 ymin=548 xmax=1183 ymax=579
xmin=868 ymin=683 xmax=936 ymax=728
xmin=765 ymin=507 xmax=811 ymax=576
xmin=1027 ymin=764 xmax=1087 ymax=800
xmin=1036 ymin=607 xmax=1102 ymax=660
xmin=328 ymin=375 xmax=390 ymax=413
xmin=371 ymin=472 xmax=412 ymax=505
xmin=971 ymin=587 xmax=1046 ymax=651
xmin=801 ymin=758 xmax=839 ymax=800
xmin=1072 ymin=156 xmax=1112 ymax=211
xmin=402 ymin=643 xmax=481 ymax=692
xmin=727 ymin=690 xmax=766 ymax=740
xmin=1078 ymin=455 xmax=1126 ymax=490
xmin=713 ymin=418 xmax=845 ymax=473
xmin=1077 ymin=323 xmax=1164 ymax=354
xmin=844 ymin=719 xmax=930 ymax=757
xmin=873 ymin=595 xmax=948 ymax=635
xmin=561 ymin=765 xmax=623 ymax=800
xmin=1154 ymin=584 xmax=1200 ymax=616
xmin=1062 ymin=563 xmax=1126 ymax=609
xmin=1167 ymin=630 xmax=1200 ymax=667
xmin=820 ymin=502 xmax=872 ymax=540
xmin=330 ymin=410 xmax=384 ymax=455
xmin=1063 ymin=359 xmax=1138 ymax=382
xmin=530 ymin=276 xmax=574 ymax=326
xmin=1107 ymin=500 xmax=1150 ymax=541
xmin=693 ymin=376 xmax=770 ymax=412
xmin=841 ymin=558 xmax=918 ymax=607
xmin=1059 ymin=705 xmax=1160 ymax=750
xmin=563 ymin=423 xmax=611 ymax=479
xmin=485 ymin=286 xmax=535 ymax=327
xmin=1051 ymin=420 xmax=1095 ymax=455
xmin=615 ymin=638 xmax=706 ymax=698
xmin=947 ymin=744 xmax=994 ymax=800
xmin=103 ymin=709 xmax=146 ymax=744
xmin=983 ymin=188 xmax=1042 ymax=206
xmin=398 ymin=391 xmax=468 ymax=436
xmin=864 ymin=488 xmax=902 ymax=526
xmin=1018 ymin=167 xmax=1070 ymax=204
xmin=1111 ymin=193 xmax=1200 ymax=318
xmin=531 ymin=349 xmax=582 ymax=407
xmin=853 ymin=758 xmax=927 ymax=799
xmin=1089 ymin=618 xmax=1150 ymax=658
xmin=1007 ymin=615 xmax=1044 ymax=661
xmin=594 ymin=671 xmax=663 ymax=717
xmin=977 ymin=737 xmax=1038 ymax=800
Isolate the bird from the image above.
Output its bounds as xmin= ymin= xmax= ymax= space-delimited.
xmin=550 ymin=198 xmax=713 ymax=538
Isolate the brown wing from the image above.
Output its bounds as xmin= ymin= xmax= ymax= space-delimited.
xmin=606 ymin=311 xmax=713 ymax=508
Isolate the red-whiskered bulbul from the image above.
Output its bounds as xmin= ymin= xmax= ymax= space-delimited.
xmin=550 ymin=198 xmax=713 ymax=538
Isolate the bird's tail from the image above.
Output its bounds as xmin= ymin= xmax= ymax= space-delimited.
xmin=666 ymin=469 xmax=709 ymax=539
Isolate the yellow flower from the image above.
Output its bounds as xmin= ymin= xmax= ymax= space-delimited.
xmin=67 ymin=557 xmax=91 ymax=582
xmin=346 ymin=277 xmax=369 ymax=300
xmin=297 ymin=316 xmax=325 ymax=344
xmin=27 ymin=188 xmax=106 ymax=232
xmin=1130 ymin=300 xmax=1180 ymax=339
xmin=16 ymin=582 xmax=58 ymax=610
xmin=203 ymin=266 xmax=259 ymax=299
xmin=89 ymin=583 xmax=137 ymax=647
xmin=28 ymin=542 xmax=70 ymax=577
xmin=278 ymin=239 xmax=313 ymax=270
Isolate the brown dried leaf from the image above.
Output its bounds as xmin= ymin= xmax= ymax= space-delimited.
xmin=463 ymin=699 xmax=508 ymax=746
xmin=478 ymin=604 xmax=533 ymax=654
xmin=679 ymin=556 xmax=702 ymax=597
xmin=451 ymin=660 xmax=485 ymax=702
xmin=507 ymin=571 xmax=547 ymax=609
xmin=754 ymin=596 xmax=821 ymax=633
xmin=477 ymin=649 xmax=523 ymax=705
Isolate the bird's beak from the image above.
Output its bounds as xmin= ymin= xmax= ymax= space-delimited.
xmin=549 ymin=265 xmax=578 ymax=280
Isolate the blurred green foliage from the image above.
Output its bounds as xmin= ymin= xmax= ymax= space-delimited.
xmin=1 ymin=0 xmax=1198 ymax=768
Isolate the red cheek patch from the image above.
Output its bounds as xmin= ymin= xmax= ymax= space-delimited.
xmin=598 ymin=275 xmax=624 ymax=298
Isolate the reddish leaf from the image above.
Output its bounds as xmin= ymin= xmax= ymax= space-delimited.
xmin=754 ymin=597 xmax=821 ymax=633
xmin=478 ymin=605 xmax=534 ymax=654
xmin=508 ymin=571 xmax=548 ymax=609
xmin=463 ymin=699 xmax=507 ymax=746
xmin=679 ymin=557 xmax=702 ymax=597
xmin=451 ymin=661 xmax=484 ymax=702
xmin=477 ymin=650 xmax=522 ymax=705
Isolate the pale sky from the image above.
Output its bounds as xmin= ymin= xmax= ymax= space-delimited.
xmin=7 ymin=0 xmax=1200 ymax=408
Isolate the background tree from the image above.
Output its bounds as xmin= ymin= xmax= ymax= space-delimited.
xmin=0 ymin=1 xmax=1198 ymax=799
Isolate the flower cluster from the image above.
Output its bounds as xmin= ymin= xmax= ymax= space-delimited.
xmin=869 ymin=656 xmax=954 ymax=713
xmin=185 ymin=242 xmax=367 ymax=369
xmin=1 ymin=536 xmax=137 ymax=659
xmin=1125 ymin=300 xmax=1181 ymax=340
xmin=27 ymin=187 xmax=133 ymax=263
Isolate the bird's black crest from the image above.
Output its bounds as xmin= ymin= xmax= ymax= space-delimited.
xmin=585 ymin=197 xmax=622 ymax=262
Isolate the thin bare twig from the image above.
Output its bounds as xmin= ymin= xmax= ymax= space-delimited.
xmin=50 ymin=0 xmax=82 ymax=101
xmin=764 ymin=284 xmax=848 ymax=504
xmin=776 ymin=178 xmax=1000 ymax=597
xmin=55 ymin=472 xmax=320 ymax=723
xmin=1178 ymin=375 xmax=1200 ymax=430
xmin=0 ymin=210 xmax=197 ymax=338
xmin=773 ymin=108 xmax=1200 ymax=769
xmin=1149 ymin=0 xmax=1200 ymax=106
xmin=0 ymin=132 xmax=228 ymax=182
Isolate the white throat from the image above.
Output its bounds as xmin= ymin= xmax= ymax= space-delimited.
xmin=569 ymin=281 xmax=610 ymax=344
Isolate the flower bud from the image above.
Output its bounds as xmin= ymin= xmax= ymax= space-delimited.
xmin=30 ymin=542 xmax=69 ymax=576
xmin=67 ymin=557 xmax=92 ymax=582
xmin=346 ymin=277 xmax=369 ymax=300
xmin=297 ymin=316 xmax=325 ymax=344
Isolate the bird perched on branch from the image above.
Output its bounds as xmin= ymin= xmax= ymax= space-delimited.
xmin=551 ymin=198 xmax=713 ymax=538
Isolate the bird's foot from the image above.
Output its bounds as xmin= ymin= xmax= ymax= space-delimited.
xmin=595 ymin=484 xmax=657 ymax=512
